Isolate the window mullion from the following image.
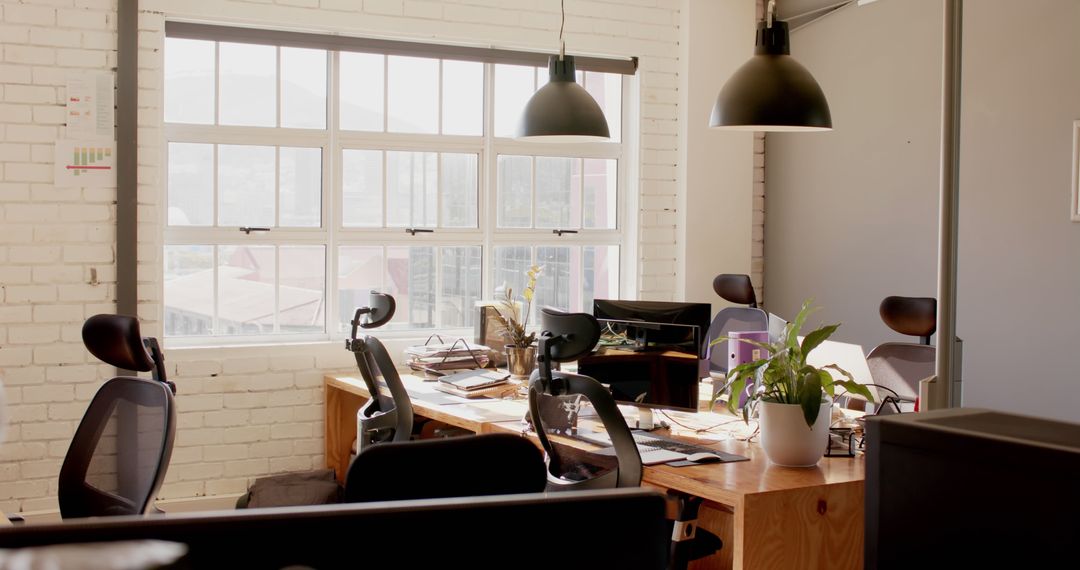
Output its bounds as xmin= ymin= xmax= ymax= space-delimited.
xmin=482 ymin=62 xmax=496 ymax=299
xmin=274 ymin=245 xmax=281 ymax=334
xmin=327 ymin=49 xmax=338 ymax=336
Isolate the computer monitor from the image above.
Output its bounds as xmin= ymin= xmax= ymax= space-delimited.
xmin=592 ymin=299 xmax=711 ymax=357
xmin=582 ymin=300 xmax=711 ymax=414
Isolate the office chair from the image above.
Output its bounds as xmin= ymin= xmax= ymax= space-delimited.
xmin=57 ymin=314 xmax=176 ymax=519
xmin=343 ymin=433 xmax=546 ymax=503
xmin=345 ymin=292 xmax=414 ymax=455
xmin=865 ymin=296 xmax=936 ymax=405
xmin=529 ymin=308 xmax=722 ymax=568
xmin=528 ymin=308 xmax=642 ymax=490
xmin=704 ymin=274 xmax=769 ymax=377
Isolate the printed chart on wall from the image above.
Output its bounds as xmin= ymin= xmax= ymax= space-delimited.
xmin=54 ymin=140 xmax=116 ymax=188
xmin=55 ymin=71 xmax=116 ymax=188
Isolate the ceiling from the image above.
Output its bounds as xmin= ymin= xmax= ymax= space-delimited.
xmin=775 ymin=0 xmax=854 ymax=25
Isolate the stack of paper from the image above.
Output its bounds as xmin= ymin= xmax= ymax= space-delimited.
xmin=404 ymin=340 xmax=491 ymax=375
xmin=434 ymin=369 xmax=511 ymax=399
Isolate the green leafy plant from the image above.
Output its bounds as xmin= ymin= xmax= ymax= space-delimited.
xmin=711 ymin=300 xmax=875 ymax=428
xmin=494 ymin=265 xmax=541 ymax=349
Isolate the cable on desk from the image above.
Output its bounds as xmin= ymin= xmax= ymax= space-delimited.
xmin=657 ymin=410 xmax=757 ymax=440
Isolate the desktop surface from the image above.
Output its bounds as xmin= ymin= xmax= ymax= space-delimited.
xmin=324 ymin=372 xmax=867 ymax=570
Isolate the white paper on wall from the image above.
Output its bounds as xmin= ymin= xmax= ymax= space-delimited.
xmin=65 ymin=71 xmax=115 ymax=139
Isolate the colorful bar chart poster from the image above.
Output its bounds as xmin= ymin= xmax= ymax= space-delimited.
xmin=54 ymin=140 xmax=116 ymax=188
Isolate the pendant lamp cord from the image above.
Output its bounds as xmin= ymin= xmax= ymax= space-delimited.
xmin=766 ymin=0 xmax=776 ymax=28
xmin=559 ymin=0 xmax=566 ymax=60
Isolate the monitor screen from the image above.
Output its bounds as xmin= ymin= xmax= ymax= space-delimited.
xmin=582 ymin=300 xmax=711 ymax=413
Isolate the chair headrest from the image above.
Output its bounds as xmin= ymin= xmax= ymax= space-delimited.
xmin=713 ymin=274 xmax=757 ymax=307
xmin=539 ymin=308 xmax=601 ymax=362
xmin=879 ymin=296 xmax=936 ymax=338
xmin=82 ymin=314 xmax=155 ymax=372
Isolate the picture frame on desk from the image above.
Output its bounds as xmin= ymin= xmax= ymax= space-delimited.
xmin=475 ymin=302 xmax=507 ymax=366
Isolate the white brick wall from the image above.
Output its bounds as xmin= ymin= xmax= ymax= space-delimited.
xmin=0 ymin=0 xmax=762 ymax=510
xmin=0 ymin=0 xmax=120 ymax=512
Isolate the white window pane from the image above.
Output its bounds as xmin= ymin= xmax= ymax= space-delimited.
xmin=219 ymin=42 xmax=276 ymax=127
xmin=387 ymin=56 xmax=438 ymax=134
xmin=386 ymin=151 xmax=437 ymax=228
xmin=342 ymin=149 xmax=383 ymax=227
xmin=164 ymin=245 xmax=213 ymax=336
xmin=493 ymin=246 xmax=532 ymax=309
xmin=164 ymin=38 xmax=214 ymax=125
xmin=494 ymin=64 xmax=536 ymax=137
xmin=583 ymin=245 xmax=619 ymax=311
xmin=583 ymin=159 xmax=617 ymax=229
xmin=536 ymin=246 xmax=573 ymax=312
xmin=497 ymin=155 xmax=532 ymax=228
xmin=584 ymin=71 xmax=622 ymax=143
xmin=280 ymin=245 xmax=325 ymax=333
xmin=441 ymin=153 xmax=477 ymax=228
xmin=167 ymin=143 xmax=213 ymax=226
xmin=281 ymin=47 xmax=326 ymax=129
xmin=440 ymin=246 xmax=482 ymax=328
xmin=338 ymin=246 xmax=384 ymax=333
xmin=279 ymin=147 xmax=321 ymax=227
xmin=218 ymin=145 xmax=274 ymax=227
xmin=218 ymin=245 xmax=275 ymax=335
xmin=441 ymin=60 xmax=483 ymax=135
xmin=535 ymin=157 xmax=580 ymax=229
xmin=340 ymin=52 xmax=384 ymax=132
xmin=386 ymin=246 xmax=436 ymax=329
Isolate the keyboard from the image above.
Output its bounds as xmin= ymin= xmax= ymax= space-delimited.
xmin=574 ymin=431 xmax=724 ymax=465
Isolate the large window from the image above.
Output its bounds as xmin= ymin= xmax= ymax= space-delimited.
xmin=164 ymin=34 xmax=629 ymax=342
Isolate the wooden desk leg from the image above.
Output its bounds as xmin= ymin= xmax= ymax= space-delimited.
xmin=737 ymin=481 xmax=864 ymax=570
xmin=325 ymin=384 xmax=367 ymax=484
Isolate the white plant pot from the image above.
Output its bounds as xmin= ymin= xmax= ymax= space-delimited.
xmin=758 ymin=399 xmax=832 ymax=467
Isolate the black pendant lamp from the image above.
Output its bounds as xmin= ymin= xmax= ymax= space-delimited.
xmin=516 ymin=0 xmax=610 ymax=142
xmin=710 ymin=0 xmax=832 ymax=132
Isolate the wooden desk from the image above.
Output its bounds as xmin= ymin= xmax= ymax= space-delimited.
xmin=324 ymin=373 xmax=863 ymax=570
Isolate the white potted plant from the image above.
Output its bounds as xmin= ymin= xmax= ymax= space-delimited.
xmin=713 ymin=300 xmax=875 ymax=467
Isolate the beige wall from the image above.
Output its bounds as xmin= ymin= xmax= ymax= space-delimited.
xmin=765 ymin=0 xmax=1080 ymax=422
xmin=677 ymin=0 xmax=755 ymax=309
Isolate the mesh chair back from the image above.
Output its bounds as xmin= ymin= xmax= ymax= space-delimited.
xmin=866 ymin=342 xmax=935 ymax=402
xmin=343 ymin=434 xmax=546 ymax=502
xmin=351 ymin=334 xmax=413 ymax=453
xmin=58 ymin=377 xmax=175 ymax=519
xmin=530 ymin=309 xmax=642 ymax=491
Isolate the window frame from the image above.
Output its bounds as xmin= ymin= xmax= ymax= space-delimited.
xmin=163 ymin=37 xmax=634 ymax=348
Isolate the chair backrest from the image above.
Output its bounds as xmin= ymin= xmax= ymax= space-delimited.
xmin=529 ymin=308 xmax=642 ymax=490
xmin=867 ymin=296 xmax=938 ymax=403
xmin=0 ymin=489 xmax=671 ymax=569
xmin=705 ymin=274 xmax=769 ymax=375
xmin=343 ymin=433 xmax=546 ymax=503
xmin=58 ymin=377 xmax=176 ymax=519
xmin=865 ymin=343 xmax=934 ymax=403
xmin=60 ymin=315 xmax=177 ymax=520
xmin=345 ymin=292 xmax=413 ymax=454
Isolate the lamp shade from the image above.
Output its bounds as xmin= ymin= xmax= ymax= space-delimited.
xmin=710 ymin=20 xmax=832 ymax=132
xmin=517 ymin=55 xmax=610 ymax=142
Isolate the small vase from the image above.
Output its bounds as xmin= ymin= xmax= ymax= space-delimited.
xmin=758 ymin=399 xmax=832 ymax=467
xmin=505 ymin=345 xmax=536 ymax=382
